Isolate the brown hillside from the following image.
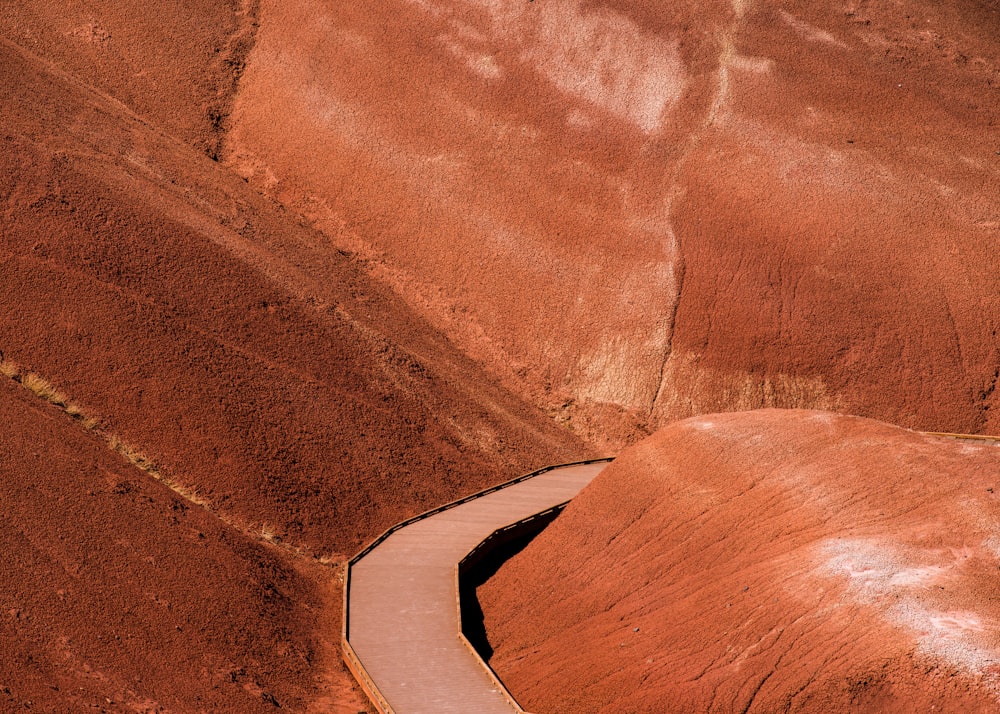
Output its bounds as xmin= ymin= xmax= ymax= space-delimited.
xmin=226 ymin=0 xmax=1000 ymax=447
xmin=480 ymin=410 xmax=1000 ymax=712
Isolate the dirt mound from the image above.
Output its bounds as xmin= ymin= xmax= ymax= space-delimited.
xmin=479 ymin=410 xmax=1000 ymax=712
xmin=226 ymin=0 xmax=1000 ymax=447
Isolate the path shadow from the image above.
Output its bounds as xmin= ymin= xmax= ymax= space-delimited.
xmin=459 ymin=511 xmax=561 ymax=662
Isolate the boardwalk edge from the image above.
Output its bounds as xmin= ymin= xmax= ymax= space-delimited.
xmin=342 ymin=458 xmax=613 ymax=713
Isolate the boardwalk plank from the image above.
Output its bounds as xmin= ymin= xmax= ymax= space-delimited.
xmin=346 ymin=461 xmax=609 ymax=713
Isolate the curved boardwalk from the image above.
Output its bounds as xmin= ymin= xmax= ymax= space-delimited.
xmin=343 ymin=460 xmax=611 ymax=713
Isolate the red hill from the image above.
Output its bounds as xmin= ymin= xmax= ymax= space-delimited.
xmin=480 ymin=411 xmax=1000 ymax=712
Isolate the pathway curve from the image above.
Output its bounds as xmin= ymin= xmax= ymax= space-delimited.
xmin=342 ymin=459 xmax=611 ymax=713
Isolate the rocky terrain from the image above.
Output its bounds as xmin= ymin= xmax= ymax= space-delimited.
xmin=480 ymin=411 xmax=1000 ymax=712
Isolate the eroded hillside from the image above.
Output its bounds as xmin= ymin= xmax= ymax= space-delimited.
xmin=226 ymin=0 xmax=1000 ymax=447
xmin=0 ymin=372 xmax=365 ymax=711
xmin=480 ymin=411 xmax=1000 ymax=712
xmin=1 ymin=0 xmax=998 ymax=710
xmin=0 ymin=35 xmax=586 ymax=557
xmin=0 ymin=7 xmax=588 ymax=709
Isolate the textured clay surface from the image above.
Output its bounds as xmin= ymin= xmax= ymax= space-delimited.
xmin=2 ymin=0 xmax=999 ymax=710
xmin=227 ymin=0 xmax=1000 ymax=448
xmin=0 ymin=33 xmax=587 ymax=559
xmin=0 ymin=5 xmax=588 ymax=709
xmin=0 ymin=376 xmax=358 ymax=712
xmin=480 ymin=410 xmax=1000 ymax=712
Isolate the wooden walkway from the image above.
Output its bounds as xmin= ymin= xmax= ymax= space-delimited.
xmin=343 ymin=460 xmax=611 ymax=713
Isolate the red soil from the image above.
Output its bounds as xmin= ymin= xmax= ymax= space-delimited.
xmin=479 ymin=410 xmax=1000 ymax=712
xmin=0 ymin=0 xmax=255 ymax=156
xmin=3 ymin=0 xmax=998 ymax=710
xmin=0 ymin=376 xmax=363 ymax=712
xmin=0 ymin=35 xmax=586 ymax=558
xmin=0 ymin=8 xmax=587 ymax=709
xmin=227 ymin=0 xmax=1000 ymax=446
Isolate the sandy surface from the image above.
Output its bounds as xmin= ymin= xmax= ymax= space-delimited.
xmin=480 ymin=410 xmax=1000 ymax=712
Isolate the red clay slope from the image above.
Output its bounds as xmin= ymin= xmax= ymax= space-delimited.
xmin=0 ymin=0 xmax=256 ymax=156
xmin=226 ymin=0 xmax=1000 ymax=446
xmin=0 ymin=375 xmax=358 ymax=712
xmin=0 ymin=22 xmax=590 ymax=710
xmin=0 ymin=34 xmax=587 ymax=559
xmin=480 ymin=410 xmax=1000 ymax=712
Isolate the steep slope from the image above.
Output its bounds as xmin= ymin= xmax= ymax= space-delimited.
xmin=479 ymin=411 xmax=1000 ymax=712
xmin=0 ymin=0 xmax=257 ymax=156
xmin=0 ymin=21 xmax=595 ymax=711
xmin=226 ymin=0 xmax=1000 ymax=447
xmin=0 ymin=375 xmax=359 ymax=712
xmin=0 ymin=36 xmax=587 ymax=560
